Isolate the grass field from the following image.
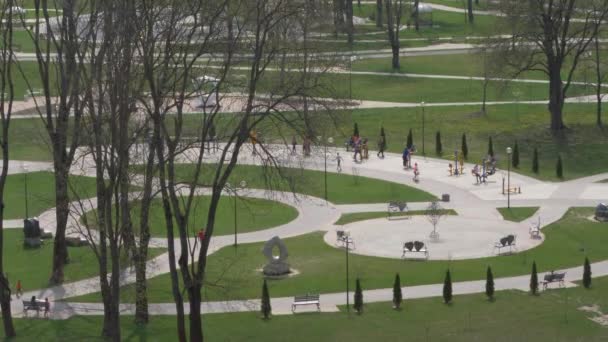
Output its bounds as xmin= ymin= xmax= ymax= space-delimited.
xmin=2 ymin=171 xmax=97 ymax=219
xmin=7 ymin=277 xmax=608 ymax=341
xmin=2 ymin=229 xmax=165 ymax=291
xmin=334 ymin=209 xmax=456 ymax=225
xmin=70 ymin=208 xmax=605 ymax=303
xmin=497 ymin=207 xmax=540 ymax=222
xmin=84 ymin=196 xmax=299 ymax=238
xmin=169 ymin=164 xmax=437 ymax=204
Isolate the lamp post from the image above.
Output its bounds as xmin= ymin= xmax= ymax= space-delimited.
xmin=421 ymin=101 xmax=425 ymax=156
xmin=323 ymin=137 xmax=334 ymax=203
xmin=23 ymin=165 xmax=29 ymax=219
xmin=345 ymin=230 xmax=351 ymax=313
xmin=506 ymin=147 xmax=512 ymax=209
xmin=226 ymin=180 xmax=247 ymax=248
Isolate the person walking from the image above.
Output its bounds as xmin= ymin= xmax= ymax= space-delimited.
xmin=291 ymin=136 xmax=297 ymax=155
xmin=336 ymin=153 xmax=343 ymax=172
xmin=377 ymin=134 xmax=385 ymax=158
xmin=413 ymin=162 xmax=420 ymax=182
xmin=402 ymin=147 xmax=409 ymax=169
xmin=16 ymin=279 xmax=22 ymax=298
xmin=197 ymin=229 xmax=205 ymax=242
xmin=353 ymin=136 xmax=362 ymax=162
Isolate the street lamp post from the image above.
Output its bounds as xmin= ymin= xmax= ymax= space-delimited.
xmin=506 ymin=147 xmax=512 ymax=209
xmin=323 ymin=137 xmax=334 ymax=203
xmin=421 ymin=101 xmax=425 ymax=156
xmin=23 ymin=165 xmax=29 ymax=219
xmin=345 ymin=231 xmax=351 ymax=313
xmin=226 ymin=180 xmax=247 ymax=248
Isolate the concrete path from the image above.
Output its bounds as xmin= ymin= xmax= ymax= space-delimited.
xmin=8 ymin=143 xmax=608 ymax=319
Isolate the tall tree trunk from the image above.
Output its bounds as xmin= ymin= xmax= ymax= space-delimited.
xmin=548 ymin=64 xmax=566 ymax=130
xmin=594 ymin=35 xmax=603 ymax=127
xmin=413 ymin=0 xmax=420 ymax=31
xmin=188 ymin=284 xmax=203 ymax=341
xmin=467 ymin=0 xmax=474 ymax=23
xmin=376 ymin=0 xmax=383 ymax=27
xmin=333 ymin=0 xmax=345 ymax=37
xmin=346 ymin=0 xmax=354 ymax=45
xmin=50 ymin=164 xmax=70 ymax=284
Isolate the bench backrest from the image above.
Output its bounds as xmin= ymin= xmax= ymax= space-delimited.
xmin=294 ymin=294 xmax=319 ymax=302
xmin=414 ymin=241 xmax=424 ymax=251
xmin=403 ymin=241 xmax=414 ymax=251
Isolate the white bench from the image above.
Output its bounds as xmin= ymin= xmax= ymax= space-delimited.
xmin=401 ymin=241 xmax=429 ymax=260
xmin=387 ymin=201 xmax=408 ymax=220
xmin=292 ymin=294 xmax=320 ymax=312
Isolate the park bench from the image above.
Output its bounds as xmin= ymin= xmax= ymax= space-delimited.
xmin=335 ymin=230 xmax=355 ymax=249
xmin=542 ymin=271 xmax=566 ymax=290
xmin=401 ymin=241 xmax=429 ymax=260
xmin=387 ymin=201 xmax=408 ymax=220
xmin=493 ymin=235 xmax=517 ymax=255
xmin=22 ymin=300 xmax=46 ymax=316
xmin=292 ymin=294 xmax=320 ymax=312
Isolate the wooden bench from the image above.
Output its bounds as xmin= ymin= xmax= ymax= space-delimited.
xmin=23 ymin=300 xmax=46 ymax=315
xmin=542 ymin=271 xmax=566 ymax=290
xmin=387 ymin=201 xmax=408 ymax=220
xmin=494 ymin=235 xmax=517 ymax=255
xmin=292 ymin=294 xmax=320 ymax=312
xmin=401 ymin=241 xmax=429 ymax=260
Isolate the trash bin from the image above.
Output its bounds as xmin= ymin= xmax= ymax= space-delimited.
xmin=442 ymin=194 xmax=450 ymax=202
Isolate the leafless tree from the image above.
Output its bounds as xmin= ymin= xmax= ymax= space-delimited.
xmin=141 ymin=0 xmax=339 ymax=340
xmin=426 ymin=201 xmax=445 ymax=239
xmin=493 ymin=0 xmax=608 ymax=131
xmin=386 ymin=0 xmax=405 ymax=70
xmin=345 ymin=0 xmax=354 ymax=44
xmin=29 ymin=0 xmax=93 ymax=285
xmin=376 ymin=0 xmax=383 ymax=28
xmin=413 ymin=0 xmax=420 ymax=31
xmin=0 ymin=3 xmax=16 ymax=338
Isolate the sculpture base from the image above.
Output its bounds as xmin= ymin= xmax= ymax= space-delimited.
xmin=262 ymin=261 xmax=291 ymax=277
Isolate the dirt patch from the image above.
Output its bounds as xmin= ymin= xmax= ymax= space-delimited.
xmin=578 ymin=305 xmax=608 ymax=326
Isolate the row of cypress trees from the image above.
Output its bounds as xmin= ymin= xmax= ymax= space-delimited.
xmin=260 ymin=257 xmax=593 ymax=318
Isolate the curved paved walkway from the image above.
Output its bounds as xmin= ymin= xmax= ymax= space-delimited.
xmin=7 ymin=143 xmax=608 ymax=318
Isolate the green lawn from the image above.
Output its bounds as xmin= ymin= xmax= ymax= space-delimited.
xmin=70 ymin=208 xmax=605 ymax=303
xmin=168 ymin=164 xmax=436 ymax=204
xmin=341 ymin=104 xmax=608 ymax=181
xmin=2 ymin=229 xmax=166 ymax=292
xmin=2 ymin=171 xmax=97 ymax=219
xmin=497 ymin=207 xmax=540 ymax=223
xmin=8 ymin=277 xmax=608 ymax=341
xmin=334 ymin=209 xmax=456 ymax=225
xmin=84 ymin=196 xmax=299 ymax=238
xmin=4 ymin=118 xmax=53 ymax=161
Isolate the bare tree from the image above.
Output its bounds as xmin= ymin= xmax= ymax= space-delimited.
xmin=413 ymin=0 xmax=420 ymax=31
xmin=144 ymin=0 xmax=339 ymax=340
xmin=426 ymin=201 xmax=445 ymax=239
xmin=467 ymin=0 xmax=474 ymax=23
xmin=376 ymin=0 xmax=383 ymax=28
xmin=494 ymin=0 xmax=608 ymax=131
xmin=29 ymin=0 xmax=92 ymax=284
xmin=345 ymin=0 xmax=354 ymax=44
xmin=386 ymin=0 xmax=404 ymax=70
xmin=0 ymin=3 xmax=16 ymax=338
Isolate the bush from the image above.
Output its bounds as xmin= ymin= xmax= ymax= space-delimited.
xmin=261 ymin=279 xmax=271 ymax=319
xmin=485 ymin=266 xmax=495 ymax=301
xmin=488 ymin=136 xmax=494 ymax=157
xmin=512 ymin=142 xmax=519 ymax=168
xmin=530 ymin=261 xmax=539 ymax=295
xmin=354 ymin=278 xmax=363 ymax=314
xmin=406 ymin=129 xmax=413 ymax=149
xmin=532 ymin=148 xmax=539 ymax=174
xmin=556 ymin=155 xmax=563 ymax=178
xmin=443 ymin=269 xmax=453 ymax=304
xmin=461 ymin=133 xmax=468 ymax=160
xmin=436 ymin=131 xmax=442 ymax=156
xmin=393 ymin=273 xmax=403 ymax=309
xmin=583 ymin=257 xmax=592 ymax=289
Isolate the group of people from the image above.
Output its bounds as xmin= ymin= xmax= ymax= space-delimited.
xmin=471 ymin=155 xmax=498 ymax=184
xmin=348 ymin=135 xmax=369 ymax=162
xmin=402 ymin=146 xmax=419 ymax=182
xmin=10 ymin=279 xmax=51 ymax=317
